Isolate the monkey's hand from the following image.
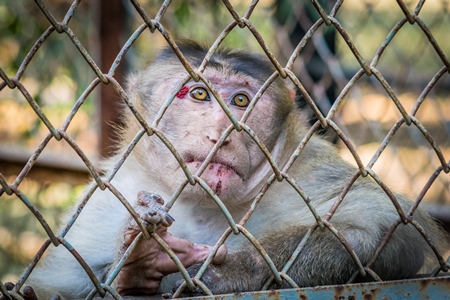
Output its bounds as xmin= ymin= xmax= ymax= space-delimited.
xmin=115 ymin=191 xmax=226 ymax=296
xmin=174 ymin=246 xmax=270 ymax=296
xmin=1 ymin=282 xmax=60 ymax=300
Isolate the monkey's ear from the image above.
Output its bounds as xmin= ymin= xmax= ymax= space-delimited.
xmin=285 ymin=81 xmax=297 ymax=102
xmin=289 ymin=89 xmax=296 ymax=101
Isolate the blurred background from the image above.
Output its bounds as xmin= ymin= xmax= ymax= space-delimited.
xmin=0 ymin=0 xmax=449 ymax=283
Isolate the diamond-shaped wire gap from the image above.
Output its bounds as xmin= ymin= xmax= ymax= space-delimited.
xmin=8 ymin=185 xmax=59 ymax=245
xmin=337 ymin=0 xmax=406 ymax=66
xmin=409 ymin=162 xmax=450 ymax=218
xmin=409 ymin=160 xmax=450 ymax=233
xmin=418 ymin=2 xmax=450 ymax=64
xmin=237 ymin=225 xmax=283 ymax=283
xmin=6 ymin=38 xmax=99 ymax=158
xmin=258 ymin=172 xmax=329 ymax=289
xmin=409 ymin=219 xmax=449 ymax=272
xmin=240 ymin=18 xmax=286 ymax=78
xmin=174 ymin=229 xmax=235 ymax=298
xmin=334 ymin=77 xmax=412 ymax=171
xmin=261 ymin=226 xmax=315 ymax=290
xmin=176 ymin=224 xmax=284 ymax=296
xmin=384 ymin=120 xmax=449 ymax=203
xmin=413 ymin=16 xmax=450 ymax=71
xmin=11 ymin=79 xmax=60 ymax=140
xmin=362 ymin=118 xmax=445 ymax=218
xmin=129 ymin=3 xmax=199 ymax=81
xmin=9 ymin=73 xmax=102 ymax=189
xmin=0 ymin=89 xmax=45 ymax=157
xmin=106 ymin=24 xmax=147 ymax=77
xmin=379 ymin=24 xmax=447 ymax=89
xmin=14 ymin=27 xmax=55 ymax=83
xmin=324 ymin=119 xmax=367 ymax=174
xmin=274 ymin=6 xmax=325 ymax=98
xmin=56 ymin=237 xmax=107 ymax=297
xmin=238 ymin=121 xmax=326 ymax=230
xmin=34 ymin=0 xmax=106 ymax=82
xmin=281 ymin=3 xmax=346 ymax=123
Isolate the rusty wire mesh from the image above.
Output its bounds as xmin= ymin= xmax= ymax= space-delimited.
xmin=1 ymin=0 xmax=450 ymax=299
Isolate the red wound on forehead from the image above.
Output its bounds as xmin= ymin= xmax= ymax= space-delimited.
xmin=176 ymin=86 xmax=189 ymax=99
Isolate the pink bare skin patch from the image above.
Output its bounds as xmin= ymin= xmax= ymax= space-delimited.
xmin=186 ymin=159 xmax=239 ymax=196
xmin=204 ymin=163 xmax=235 ymax=196
xmin=176 ymin=86 xmax=189 ymax=99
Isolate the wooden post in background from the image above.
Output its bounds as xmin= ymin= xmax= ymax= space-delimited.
xmin=100 ymin=0 xmax=126 ymax=158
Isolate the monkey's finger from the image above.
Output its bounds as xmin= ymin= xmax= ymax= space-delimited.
xmin=1 ymin=284 xmax=39 ymax=300
xmin=4 ymin=282 xmax=14 ymax=292
xmin=157 ymin=233 xmax=227 ymax=273
xmin=22 ymin=286 xmax=38 ymax=300
xmin=122 ymin=221 xmax=170 ymax=246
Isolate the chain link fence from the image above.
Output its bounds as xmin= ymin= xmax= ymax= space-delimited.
xmin=1 ymin=0 xmax=449 ymax=299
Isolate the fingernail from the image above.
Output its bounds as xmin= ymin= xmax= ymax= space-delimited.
xmin=166 ymin=214 xmax=175 ymax=224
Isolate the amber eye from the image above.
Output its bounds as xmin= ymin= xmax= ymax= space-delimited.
xmin=231 ymin=94 xmax=250 ymax=107
xmin=190 ymin=87 xmax=210 ymax=101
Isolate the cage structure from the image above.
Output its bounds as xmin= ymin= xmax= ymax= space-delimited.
xmin=0 ymin=1 xmax=449 ymax=299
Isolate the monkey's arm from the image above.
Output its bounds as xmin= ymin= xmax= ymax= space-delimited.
xmin=114 ymin=191 xmax=227 ymax=296
xmin=178 ymin=215 xmax=438 ymax=296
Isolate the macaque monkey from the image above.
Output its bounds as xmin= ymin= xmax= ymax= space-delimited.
xmin=21 ymin=41 xmax=449 ymax=299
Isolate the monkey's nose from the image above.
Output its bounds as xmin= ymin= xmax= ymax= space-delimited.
xmin=207 ymin=134 xmax=231 ymax=146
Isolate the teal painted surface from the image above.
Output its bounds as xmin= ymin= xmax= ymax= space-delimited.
xmin=187 ymin=276 xmax=450 ymax=300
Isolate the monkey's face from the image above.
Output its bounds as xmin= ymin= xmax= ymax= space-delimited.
xmin=130 ymin=58 xmax=295 ymax=208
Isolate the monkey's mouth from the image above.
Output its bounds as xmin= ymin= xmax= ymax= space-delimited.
xmin=184 ymin=156 xmax=242 ymax=177
xmin=184 ymin=155 xmax=243 ymax=196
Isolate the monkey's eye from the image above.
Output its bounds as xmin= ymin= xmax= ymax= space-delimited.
xmin=190 ymin=87 xmax=210 ymax=101
xmin=231 ymin=94 xmax=250 ymax=107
